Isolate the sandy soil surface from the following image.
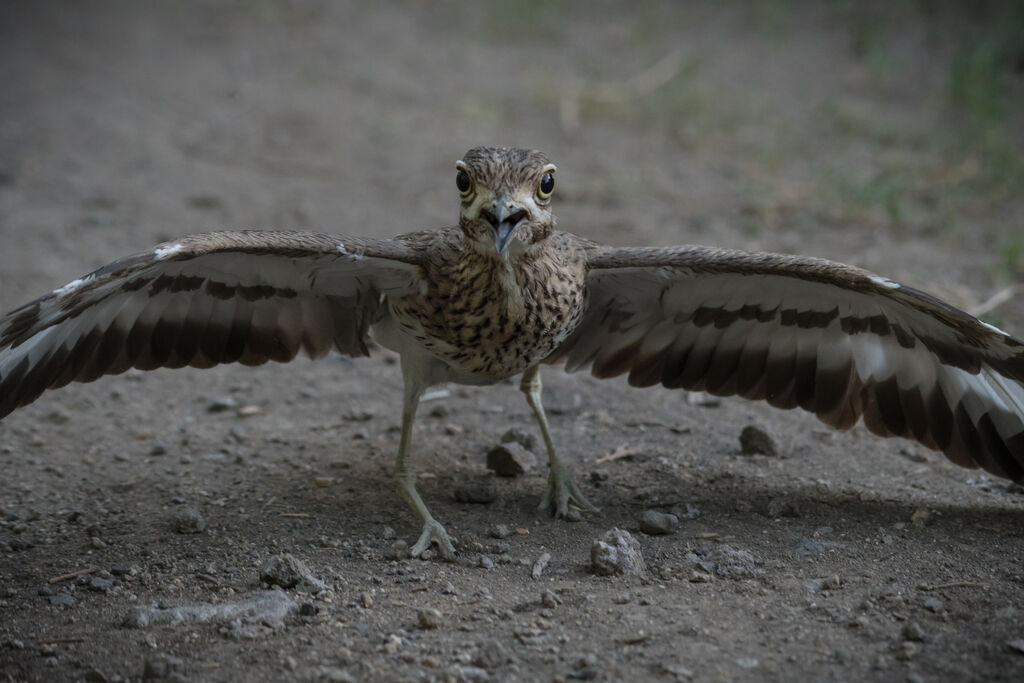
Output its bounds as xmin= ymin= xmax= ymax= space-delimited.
xmin=2 ymin=2 xmax=1024 ymax=681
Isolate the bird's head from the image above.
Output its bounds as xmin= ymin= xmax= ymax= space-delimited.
xmin=455 ymin=147 xmax=557 ymax=259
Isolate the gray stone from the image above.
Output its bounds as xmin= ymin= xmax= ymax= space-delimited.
xmin=590 ymin=528 xmax=646 ymax=576
xmin=453 ymin=480 xmax=497 ymax=504
xmin=259 ymin=553 xmax=326 ymax=592
xmin=739 ymin=424 xmax=779 ymax=456
xmin=486 ymin=442 xmax=537 ymax=477
xmin=639 ymin=510 xmax=679 ymax=535
xmin=169 ymin=507 xmax=206 ymax=534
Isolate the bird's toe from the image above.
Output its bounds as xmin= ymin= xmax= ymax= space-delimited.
xmin=409 ymin=520 xmax=456 ymax=560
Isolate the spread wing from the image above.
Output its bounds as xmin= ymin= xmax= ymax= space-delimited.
xmin=549 ymin=245 xmax=1024 ymax=481
xmin=0 ymin=230 xmax=426 ymax=419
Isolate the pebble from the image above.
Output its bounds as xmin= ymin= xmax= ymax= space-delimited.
xmin=687 ymin=545 xmax=763 ymax=579
xmin=639 ymin=510 xmax=679 ymax=535
xmin=142 ymin=653 xmax=185 ymax=681
xmin=739 ymin=424 xmax=779 ymax=456
xmin=923 ymin=597 xmax=943 ymax=613
xmin=385 ymin=540 xmax=410 ymax=561
xmin=453 ymin=481 xmax=497 ymax=504
xmin=206 ymin=396 xmax=237 ymax=413
xmin=795 ymin=539 xmax=839 ymax=557
xmin=531 ymin=552 xmax=551 ymax=579
xmin=478 ymin=555 xmax=495 ymax=569
xmin=590 ymin=528 xmax=646 ymax=577
xmin=488 ymin=523 xmax=513 ymax=539
xmin=500 ymin=427 xmax=537 ymax=450
xmin=541 ymin=589 xmax=561 ymax=608
xmin=902 ymin=621 xmax=926 ymax=642
xmin=417 ymin=607 xmax=443 ymax=629
xmin=259 ymin=553 xmax=327 ymax=592
xmin=428 ymin=405 xmax=450 ymax=418
xmin=48 ymin=592 xmax=76 ymax=607
xmin=360 ymin=592 xmax=374 ymax=609
xmin=89 ymin=577 xmax=114 ymax=593
xmin=169 ymin=507 xmax=206 ymax=534
xmin=485 ymin=442 xmax=537 ymax=477
xmin=450 ymin=664 xmax=490 ymax=682
xmin=475 ymin=639 xmax=510 ymax=671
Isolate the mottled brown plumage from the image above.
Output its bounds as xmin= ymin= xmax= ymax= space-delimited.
xmin=2 ymin=147 xmax=1024 ymax=559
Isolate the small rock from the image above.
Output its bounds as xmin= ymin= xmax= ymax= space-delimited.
xmin=344 ymin=409 xmax=374 ymax=422
xmin=795 ymin=539 xmax=839 ymax=557
xmin=169 ymin=507 xmax=206 ymax=534
xmin=590 ymin=528 xmax=646 ymax=577
xmin=453 ymin=480 xmax=497 ymax=504
xmin=207 ymin=396 xmax=237 ymax=413
xmin=298 ymin=602 xmax=318 ymax=616
xmin=149 ymin=443 xmax=168 ymax=456
xmin=923 ymin=597 xmax=943 ymax=613
xmin=685 ymin=391 xmax=720 ymax=407
xmin=89 ymin=577 xmax=114 ymax=593
xmin=901 ymin=621 xmax=926 ymax=642
xmin=48 ymin=592 xmax=76 ymax=607
xmin=417 ymin=607 xmax=443 ymax=629
xmin=500 ymin=427 xmax=537 ymax=450
xmin=767 ymin=497 xmax=800 ymax=518
xmin=428 ymin=405 xmax=450 ymax=418
xmin=475 ymin=639 xmax=510 ymax=671
xmin=478 ymin=555 xmax=494 ymax=569
xmin=541 ymin=589 xmax=561 ymax=608
xmin=486 ymin=442 xmax=537 ymax=477
xmin=531 ymin=552 xmax=551 ymax=579
xmin=90 ymin=536 xmax=107 ymax=549
xmin=639 ymin=510 xmax=679 ymax=535
xmin=259 ymin=553 xmax=326 ymax=592
xmin=360 ymin=592 xmax=374 ymax=609
xmin=739 ymin=424 xmax=778 ymax=456
xmin=451 ymin=664 xmax=490 ymax=682
xmin=142 ymin=653 xmax=185 ymax=681
xmin=385 ymin=540 xmax=410 ymax=561
xmin=487 ymin=523 xmax=513 ymax=539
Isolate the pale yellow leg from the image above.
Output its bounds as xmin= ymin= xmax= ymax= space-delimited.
xmin=393 ymin=380 xmax=455 ymax=559
xmin=520 ymin=365 xmax=598 ymax=516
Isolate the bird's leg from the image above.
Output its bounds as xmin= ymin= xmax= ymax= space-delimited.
xmin=520 ymin=365 xmax=598 ymax=516
xmin=393 ymin=374 xmax=455 ymax=560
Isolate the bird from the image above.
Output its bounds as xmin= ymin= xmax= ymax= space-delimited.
xmin=1 ymin=146 xmax=1023 ymax=560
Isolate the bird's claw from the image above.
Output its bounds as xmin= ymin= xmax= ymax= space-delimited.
xmin=409 ymin=519 xmax=456 ymax=560
xmin=538 ymin=463 xmax=599 ymax=517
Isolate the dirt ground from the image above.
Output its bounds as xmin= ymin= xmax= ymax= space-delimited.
xmin=2 ymin=2 xmax=1024 ymax=681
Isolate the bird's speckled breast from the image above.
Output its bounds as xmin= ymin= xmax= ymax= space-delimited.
xmin=388 ymin=237 xmax=588 ymax=380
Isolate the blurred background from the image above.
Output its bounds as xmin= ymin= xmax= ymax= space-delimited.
xmin=1 ymin=0 xmax=1022 ymax=332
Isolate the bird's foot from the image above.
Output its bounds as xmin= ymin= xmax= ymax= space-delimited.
xmin=538 ymin=463 xmax=599 ymax=517
xmin=409 ymin=519 xmax=456 ymax=560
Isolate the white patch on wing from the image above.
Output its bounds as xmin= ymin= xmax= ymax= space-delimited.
xmin=979 ymin=319 xmax=1009 ymax=337
xmin=869 ymin=275 xmax=901 ymax=290
xmin=154 ymin=243 xmax=184 ymax=260
xmin=338 ymin=242 xmax=367 ymax=261
xmin=53 ymin=277 xmax=91 ymax=297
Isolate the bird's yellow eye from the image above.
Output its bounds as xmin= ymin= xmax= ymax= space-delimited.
xmin=456 ymin=169 xmax=472 ymax=197
xmin=538 ymin=172 xmax=555 ymax=200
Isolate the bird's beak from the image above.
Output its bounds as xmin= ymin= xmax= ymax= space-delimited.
xmin=488 ymin=194 xmax=527 ymax=253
